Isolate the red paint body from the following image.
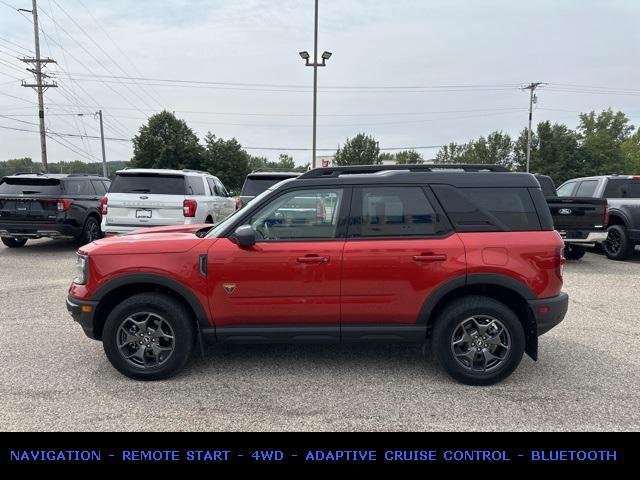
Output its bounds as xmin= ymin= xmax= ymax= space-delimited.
xmin=71 ymin=223 xmax=565 ymax=328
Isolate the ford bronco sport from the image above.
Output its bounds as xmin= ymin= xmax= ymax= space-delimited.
xmin=67 ymin=164 xmax=568 ymax=385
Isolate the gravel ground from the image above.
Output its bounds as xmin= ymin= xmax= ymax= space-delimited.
xmin=0 ymin=239 xmax=639 ymax=432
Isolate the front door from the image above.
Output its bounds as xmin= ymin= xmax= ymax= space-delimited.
xmin=340 ymin=186 xmax=466 ymax=325
xmin=207 ymin=187 xmax=349 ymax=334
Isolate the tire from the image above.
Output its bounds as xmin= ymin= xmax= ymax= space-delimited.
xmin=205 ymin=216 xmax=215 ymax=224
xmin=102 ymin=293 xmax=195 ymax=380
xmin=1 ymin=237 xmax=27 ymax=248
xmin=76 ymin=216 xmax=101 ymax=246
xmin=603 ymin=225 xmax=635 ymax=261
xmin=564 ymin=244 xmax=586 ymax=261
xmin=432 ymin=296 xmax=525 ymax=386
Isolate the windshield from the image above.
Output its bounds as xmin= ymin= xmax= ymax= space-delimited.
xmin=0 ymin=178 xmax=62 ymax=195
xmin=110 ymin=174 xmax=185 ymax=195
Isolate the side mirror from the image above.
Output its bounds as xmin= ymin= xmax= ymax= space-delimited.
xmin=234 ymin=225 xmax=256 ymax=248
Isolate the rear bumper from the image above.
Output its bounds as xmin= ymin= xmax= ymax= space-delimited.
xmin=66 ymin=295 xmax=99 ymax=340
xmin=528 ymin=292 xmax=569 ymax=336
xmin=559 ymin=230 xmax=607 ymax=245
xmin=628 ymin=228 xmax=640 ymax=242
xmin=0 ymin=222 xmax=81 ymax=239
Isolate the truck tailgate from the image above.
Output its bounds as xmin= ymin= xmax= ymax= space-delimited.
xmin=546 ymin=196 xmax=607 ymax=230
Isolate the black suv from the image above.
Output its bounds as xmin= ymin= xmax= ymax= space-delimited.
xmin=0 ymin=173 xmax=110 ymax=248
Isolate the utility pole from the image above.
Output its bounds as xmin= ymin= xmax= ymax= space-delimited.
xmin=19 ymin=0 xmax=57 ymax=173
xmin=299 ymin=0 xmax=332 ymax=169
xmin=523 ymin=82 xmax=542 ymax=173
xmin=97 ymin=110 xmax=107 ymax=177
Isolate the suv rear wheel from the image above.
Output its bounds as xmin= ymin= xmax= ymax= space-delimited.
xmin=103 ymin=293 xmax=195 ymax=380
xmin=432 ymin=296 xmax=525 ymax=386
xmin=564 ymin=244 xmax=586 ymax=260
xmin=2 ymin=237 xmax=27 ymax=248
xmin=603 ymin=225 xmax=635 ymax=261
xmin=76 ymin=217 xmax=101 ymax=246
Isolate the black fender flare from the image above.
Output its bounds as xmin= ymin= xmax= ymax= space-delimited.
xmin=607 ymin=208 xmax=631 ymax=227
xmin=92 ymin=273 xmax=210 ymax=329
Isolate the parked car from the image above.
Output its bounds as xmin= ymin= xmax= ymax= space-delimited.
xmin=101 ymin=169 xmax=236 ymax=235
xmin=67 ymin=164 xmax=568 ymax=386
xmin=557 ymin=175 xmax=640 ymax=260
xmin=535 ymin=174 xmax=608 ymax=260
xmin=0 ymin=173 xmax=109 ymax=248
xmin=238 ymin=170 xmax=301 ymax=208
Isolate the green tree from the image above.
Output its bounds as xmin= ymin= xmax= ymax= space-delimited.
xmin=394 ymin=150 xmax=424 ymax=164
xmin=577 ymin=109 xmax=634 ymax=176
xmin=0 ymin=157 xmax=35 ymax=176
xmin=131 ymin=111 xmax=204 ymax=170
xmin=203 ymin=133 xmax=249 ymax=192
xmin=435 ymin=142 xmax=469 ymax=164
xmin=334 ymin=133 xmax=381 ymax=165
xmin=435 ymin=131 xmax=513 ymax=168
xmin=621 ymin=128 xmax=640 ymax=173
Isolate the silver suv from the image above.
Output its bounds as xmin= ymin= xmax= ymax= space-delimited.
xmin=101 ymin=169 xmax=236 ymax=235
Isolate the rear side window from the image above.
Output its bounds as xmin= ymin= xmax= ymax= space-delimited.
xmin=575 ymin=180 xmax=598 ymax=197
xmin=64 ymin=180 xmax=95 ymax=196
xmin=214 ymin=178 xmax=229 ymax=197
xmin=91 ymin=180 xmax=107 ymax=196
xmin=186 ymin=176 xmax=205 ymax=196
xmin=350 ymin=186 xmax=449 ymax=238
xmin=241 ymin=177 xmax=287 ymax=197
xmin=432 ymin=185 xmax=541 ymax=232
xmin=603 ymin=179 xmax=640 ymax=198
xmin=109 ymin=174 xmax=186 ymax=195
xmin=0 ymin=178 xmax=62 ymax=195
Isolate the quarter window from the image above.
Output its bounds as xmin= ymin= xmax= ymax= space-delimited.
xmin=249 ymin=188 xmax=343 ymax=240
xmin=350 ymin=186 xmax=446 ymax=237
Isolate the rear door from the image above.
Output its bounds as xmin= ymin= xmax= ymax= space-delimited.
xmin=214 ymin=178 xmax=236 ymax=218
xmin=106 ymin=173 xmax=186 ymax=228
xmin=0 ymin=177 xmax=63 ymax=224
xmin=340 ymin=186 xmax=466 ymax=326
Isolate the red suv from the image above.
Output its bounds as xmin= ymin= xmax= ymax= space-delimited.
xmin=67 ymin=164 xmax=568 ymax=385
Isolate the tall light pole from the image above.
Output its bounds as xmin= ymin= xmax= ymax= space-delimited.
xmin=299 ymin=0 xmax=332 ymax=169
xmin=523 ymin=82 xmax=543 ymax=173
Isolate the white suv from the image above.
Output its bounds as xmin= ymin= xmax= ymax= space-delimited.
xmin=101 ymin=169 xmax=236 ymax=235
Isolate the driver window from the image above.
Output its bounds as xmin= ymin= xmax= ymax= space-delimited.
xmin=249 ymin=189 xmax=343 ymax=241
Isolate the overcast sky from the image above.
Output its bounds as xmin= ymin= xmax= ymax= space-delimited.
xmin=1 ymin=0 xmax=639 ymax=167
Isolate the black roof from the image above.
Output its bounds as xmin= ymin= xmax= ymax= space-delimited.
xmin=286 ymin=164 xmax=539 ymax=189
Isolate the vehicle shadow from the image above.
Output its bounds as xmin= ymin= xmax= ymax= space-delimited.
xmin=0 ymin=238 xmax=79 ymax=255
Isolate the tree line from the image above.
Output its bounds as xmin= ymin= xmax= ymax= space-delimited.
xmin=3 ymin=108 xmax=639 ymax=189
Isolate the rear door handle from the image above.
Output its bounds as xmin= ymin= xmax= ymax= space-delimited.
xmin=413 ymin=254 xmax=447 ymax=263
xmin=297 ymin=255 xmax=330 ymax=264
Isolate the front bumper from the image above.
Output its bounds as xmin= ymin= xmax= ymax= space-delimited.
xmin=66 ymin=295 xmax=99 ymax=340
xmin=528 ymin=292 xmax=569 ymax=336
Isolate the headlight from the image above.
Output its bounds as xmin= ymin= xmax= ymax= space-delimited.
xmin=74 ymin=254 xmax=89 ymax=285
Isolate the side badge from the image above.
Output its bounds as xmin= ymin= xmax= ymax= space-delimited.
xmin=223 ymin=283 xmax=236 ymax=295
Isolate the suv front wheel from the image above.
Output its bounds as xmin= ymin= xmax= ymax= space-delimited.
xmin=432 ymin=296 xmax=525 ymax=386
xmin=103 ymin=293 xmax=195 ymax=380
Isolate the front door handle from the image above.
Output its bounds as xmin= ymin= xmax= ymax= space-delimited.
xmin=413 ymin=254 xmax=447 ymax=263
xmin=297 ymin=255 xmax=330 ymax=264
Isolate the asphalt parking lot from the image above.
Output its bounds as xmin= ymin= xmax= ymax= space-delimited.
xmin=0 ymin=239 xmax=639 ymax=432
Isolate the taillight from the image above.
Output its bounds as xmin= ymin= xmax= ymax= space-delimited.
xmin=183 ymin=199 xmax=197 ymax=217
xmin=603 ymin=204 xmax=609 ymax=226
xmin=100 ymin=196 xmax=108 ymax=216
xmin=57 ymin=199 xmax=73 ymax=212
xmin=558 ymin=247 xmax=566 ymax=278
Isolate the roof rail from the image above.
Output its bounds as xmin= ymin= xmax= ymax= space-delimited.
xmin=250 ymin=168 xmax=301 ymax=173
xmin=182 ymin=169 xmax=211 ymax=175
xmin=67 ymin=173 xmax=101 ymax=177
xmin=13 ymin=172 xmax=45 ymax=176
xmin=298 ymin=163 xmax=509 ymax=179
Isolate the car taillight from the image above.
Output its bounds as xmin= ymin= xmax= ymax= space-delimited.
xmin=603 ymin=204 xmax=609 ymax=226
xmin=558 ymin=247 xmax=566 ymax=278
xmin=183 ymin=199 xmax=197 ymax=217
xmin=57 ymin=199 xmax=73 ymax=212
xmin=100 ymin=196 xmax=108 ymax=216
